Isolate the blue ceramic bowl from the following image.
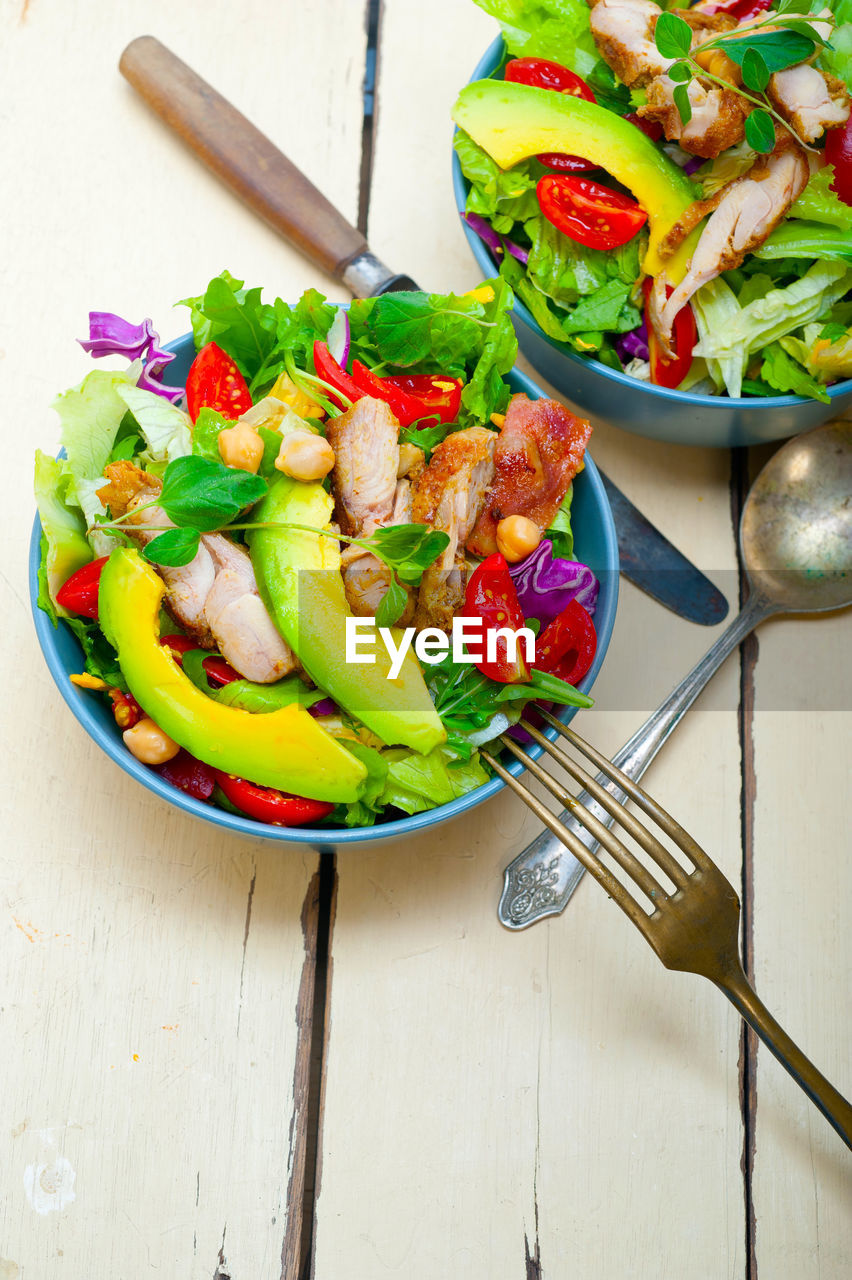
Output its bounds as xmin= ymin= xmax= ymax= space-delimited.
xmin=453 ymin=38 xmax=852 ymax=448
xmin=30 ymin=332 xmax=618 ymax=848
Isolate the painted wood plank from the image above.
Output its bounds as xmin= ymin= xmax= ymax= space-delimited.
xmin=749 ymin=606 xmax=852 ymax=1276
xmin=313 ymin=2 xmax=746 ymax=1275
xmin=0 ymin=1 xmax=367 ymax=1275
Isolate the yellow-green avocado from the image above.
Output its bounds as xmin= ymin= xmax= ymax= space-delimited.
xmin=247 ymin=474 xmax=446 ymax=755
xmin=453 ymin=79 xmax=701 ymax=280
xmin=98 ymin=547 xmax=367 ymax=802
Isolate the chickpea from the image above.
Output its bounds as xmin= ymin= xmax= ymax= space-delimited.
xmin=218 ymin=422 xmax=264 ymax=473
xmin=123 ymin=717 xmax=180 ymax=765
xmin=496 ymin=515 xmax=542 ymax=563
xmin=275 ymin=429 xmax=336 ymax=481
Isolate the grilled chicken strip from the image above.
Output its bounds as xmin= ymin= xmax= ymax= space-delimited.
xmin=767 ymin=65 xmax=850 ymax=144
xmin=97 ymin=462 xmax=296 ymax=681
xmin=412 ymin=427 xmax=496 ymax=631
xmin=588 ymin=0 xmax=673 ymax=87
xmin=649 ymin=138 xmax=810 ymax=356
xmin=639 ymin=74 xmax=749 ymax=158
xmin=326 ymin=397 xmax=416 ymax=620
xmin=468 ymin=397 xmax=591 ymax=559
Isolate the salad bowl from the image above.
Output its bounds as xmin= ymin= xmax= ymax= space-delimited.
xmin=30 ymin=332 xmax=618 ymax=850
xmin=453 ymin=38 xmax=852 ymax=450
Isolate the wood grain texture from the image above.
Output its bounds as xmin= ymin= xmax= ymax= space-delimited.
xmin=0 ymin=0 xmax=367 ymax=1275
xmin=312 ymin=2 xmax=747 ymax=1276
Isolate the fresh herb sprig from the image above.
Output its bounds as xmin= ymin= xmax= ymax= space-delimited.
xmin=93 ymin=456 xmax=449 ymax=626
xmin=654 ymin=6 xmax=835 ymax=154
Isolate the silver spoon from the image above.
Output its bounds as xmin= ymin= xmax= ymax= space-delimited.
xmin=499 ymin=420 xmax=852 ymax=930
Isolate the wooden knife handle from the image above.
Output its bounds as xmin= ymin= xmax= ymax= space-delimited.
xmin=119 ymin=35 xmax=368 ymax=279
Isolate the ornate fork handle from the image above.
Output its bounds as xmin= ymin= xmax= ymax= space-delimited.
xmin=499 ymin=595 xmax=775 ymax=929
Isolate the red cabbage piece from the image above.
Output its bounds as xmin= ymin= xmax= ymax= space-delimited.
xmin=462 ymin=213 xmax=529 ymax=266
xmin=509 ymin=538 xmax=598 ymax=629
xmin=307 ymin=697 xmax=338 ymax=718
xmin=615 ymin=320 xmax=650 ymax=364
xmin=78 ymin=311 xmax=183 ymax=403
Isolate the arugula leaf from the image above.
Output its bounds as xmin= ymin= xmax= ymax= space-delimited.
xmin=745 ymin=109 xmax=776 ymax=154
xmin=191 ymin=406 xmax=233 ymax=462
xmin=181 ymin=649 xmax=324 ymax=711
xmin=586 ymin=59 xmax=632 ymax=114
xmin=545 ymin=485 xmax=574 ymax=559
xmin=559 ymin=279 xmax=640 ymax=335
xmin=144 ymin=527 xmax=201 ymax=567
xmin=399 ymin=421 xmax=455 ymax=459
xmin=158 ymin=456 xmax=268 ymax=531
xmin=760 ymin=341 xmax=830 ymax=403
xmin=654 ymin=11 xmax=692 ymax=58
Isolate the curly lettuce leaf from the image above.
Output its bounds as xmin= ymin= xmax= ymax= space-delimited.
xmin=789 ymin=167 xmax=852 ymax=231
xmin=472 ymin=0 xmax=600 ymax=76
xmin=33 ymin=451 xmax=92 ymax=614
xmin=760 ymin=341 xmax=830 ymax=403
xmin=818 ymin=0 xmax=852 ymax=88
xmin=455 ymin=131 xmax=542 ymax=232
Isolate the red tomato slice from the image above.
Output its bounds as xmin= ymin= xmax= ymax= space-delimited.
xmin=56 ymin=555 xmax=109 ymax=620
xmin=533 ymin=599 xmax=597 ymax=686
xmin=537 ymin=175 xmax=647 ymax=250
xmin=505 ymin=58 xmax=595 ymax=101
xmin=185 ymin=342 xmax=253 ymax=423
xmin=505 ymin=58 xmax=597 ymax=173
xmin=381 ymin=373 xmax=463 ymax=424
xmin=643 ymin=279 xmax=697 ymax=390
xmin=464 ymin=552 xmax=531 ymax=684
xmin=160 ymin=635 xmax=240 ymax=687
xmin=626 ymin=112 xmax=664 ymax=142
xmin=212 ymin=771 xmax=335 ymax=826
xmin=826 ymin=117 xmax=852 ymax=207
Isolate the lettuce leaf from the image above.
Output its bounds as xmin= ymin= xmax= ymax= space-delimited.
xmin=789 ymin=167 xmax=852 ymax=232
xmin=818 ymin=0 xmax=852 ymax=89
xmin=523 ymin=213 xmax=644 ymax=308
xmin=33 ymin=451 xmax=92 ymax=613
xmin=472 ymin=0 xmax=600 ymax=76
xmin=115 ymin=382 xmax=192 ymax=460
xmin=378 ymin=744 xmax=490 ymax=815
xmin=760 ymin=342 xmax=830 ymax=403
xmin=545 ymin=484 xmax=574 ymax=559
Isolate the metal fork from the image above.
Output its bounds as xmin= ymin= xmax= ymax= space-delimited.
xmin=481 ymin=710 xmax=852 ymax=1150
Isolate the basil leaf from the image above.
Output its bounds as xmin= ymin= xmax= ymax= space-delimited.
xmin=668 ymin=60 xmax=693 ymax=83
xmin=718 ymin=30 xmax=815 ymax=73
xmin=741 ymin=47 xmax=770 ymax=92
xmin=673 ymin=82 xmax=693 ymax=126
xmin=375 ymin=576 xmax=409 ymax=628
xmin=159 ymin=455 xmax=267 ymax=531
xmin=654 ymin=12 xmax=692 ymax=58
xmin=745 ymin=109 xmax=776 ymax=154
xmin=144 ymin=527 xmax=201 ymax=566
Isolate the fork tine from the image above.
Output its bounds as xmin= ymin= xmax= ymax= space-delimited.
xmin=517 ymin=718 xmax=693 ymax=890
xmin=498 ymin=733 xmax=671 ymax=908
xmin=480 ymin=747 xmax=658 ymax=942
xmin=537 ymin=709 xmax=713 ymax=873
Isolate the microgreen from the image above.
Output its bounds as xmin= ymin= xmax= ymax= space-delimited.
xmin=653 ymin=7 xmax=836 ymax=153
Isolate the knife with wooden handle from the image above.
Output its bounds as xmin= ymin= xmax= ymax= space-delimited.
xmin=119 ymin=35 xmax=728 ymax=627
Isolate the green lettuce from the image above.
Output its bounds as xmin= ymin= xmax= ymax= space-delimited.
xmin=33 ymin=451 xmax=92 ymax=614
xmin=523 ymin=213 xmax=644 ymax=308
xmin=472 ymin=0 xmax=601 ymax=77
xmin=378 ymin=744 xmax=490 ymax=815
xmin=818 ymin=0 xmax=852 ymax=89
xmin=789 ymin=167 xmax=852 ymax=232
xmin=546 ymin=484 xmax=574 ymax=558
xmin=754 ymin=221 xmax=852 ymax=265
xmin=760 ymin=342 xmax=830 ymax=403
xmin=454 ymin=132 xmax=541 ymax=232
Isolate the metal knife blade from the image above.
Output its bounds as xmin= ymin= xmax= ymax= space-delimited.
xmin=120 ymin=37 xmax=729 ymax=627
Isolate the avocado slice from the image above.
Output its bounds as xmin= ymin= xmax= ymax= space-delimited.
xmin=248 ymin=474 xmax=446 ymax=755
xmin=453 ymin=79 xmax=701 ymax=280
xmin=99 ymin=547 xmax=367 ymax=802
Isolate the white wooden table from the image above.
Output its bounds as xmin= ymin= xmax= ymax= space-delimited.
xmin=1 ymin=2 xmax=849 ymax=1276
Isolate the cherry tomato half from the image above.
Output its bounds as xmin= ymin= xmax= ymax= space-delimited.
xmin=700 ymin=0 xmax=770 ymax=19
xmin=825 ymin=117 xmax=852 ymax=207
xmin=154 ymin=750 xmax=216 ymax=801
xmin=212 ymin=771 xmax=336 ymax=826
xmin=505 ymin=58 xmax=597 ymax=173
xmin=464 ymin=552 xmax=531 ymax=684
xmin=160 ymin=634 xmax=240 ymax=687
xmin=537 ymin=175 xmax=647 ymax=251
xmin=625 ymin=112 xmax=663 ymax=143
xmin=56 ymin=555 xmax=109 ymax=620
xmin=643 ymin=278 xmax=697 ymax=390
xmin=185 ymin=342 xmax=253 ymax=423
xmin=533 ymin=599 xmax=597 ymax=686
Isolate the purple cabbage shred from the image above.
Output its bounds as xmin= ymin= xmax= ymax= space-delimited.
xmin=462 ymin=213 xmax=529 ymax=266
xmin=79 ymin=310 xmax=184 ymax=403
xmin=307 ymin=697 xmax=338 ymax=718
xmin=615 ymin=320 xmax=650 ymax=364
xmin=509 ymin=538 xmax=599 ymax=630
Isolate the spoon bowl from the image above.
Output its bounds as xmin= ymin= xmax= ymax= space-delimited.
xmin=741 ymin=421 xmax=852 ymax=615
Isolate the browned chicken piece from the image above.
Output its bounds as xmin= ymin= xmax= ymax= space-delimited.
xmin=649 ymin=137 xmax=810 ymax=355
xmin=678 ymin=9 xmax=737 ymax=36
xmin=325 ymin=397 xmax=399 ymax=537
xmin=639 ymin=75 xmax=750 ymax=157
xmin=767 ymin=66 xmax=850 ymax=144
xmin=96 ymin=461 xmax=296 ymax=679
xmin=412 ymin=427 xmax=496 ymax=631
xmin=325 ymin=396 xmax=420 ymax=620
xmin=588 ymin=0 xmax=673 ymax=87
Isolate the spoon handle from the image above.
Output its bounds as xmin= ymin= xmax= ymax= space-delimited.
xmin=498 ymin=595 xmax=776 ymax=929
